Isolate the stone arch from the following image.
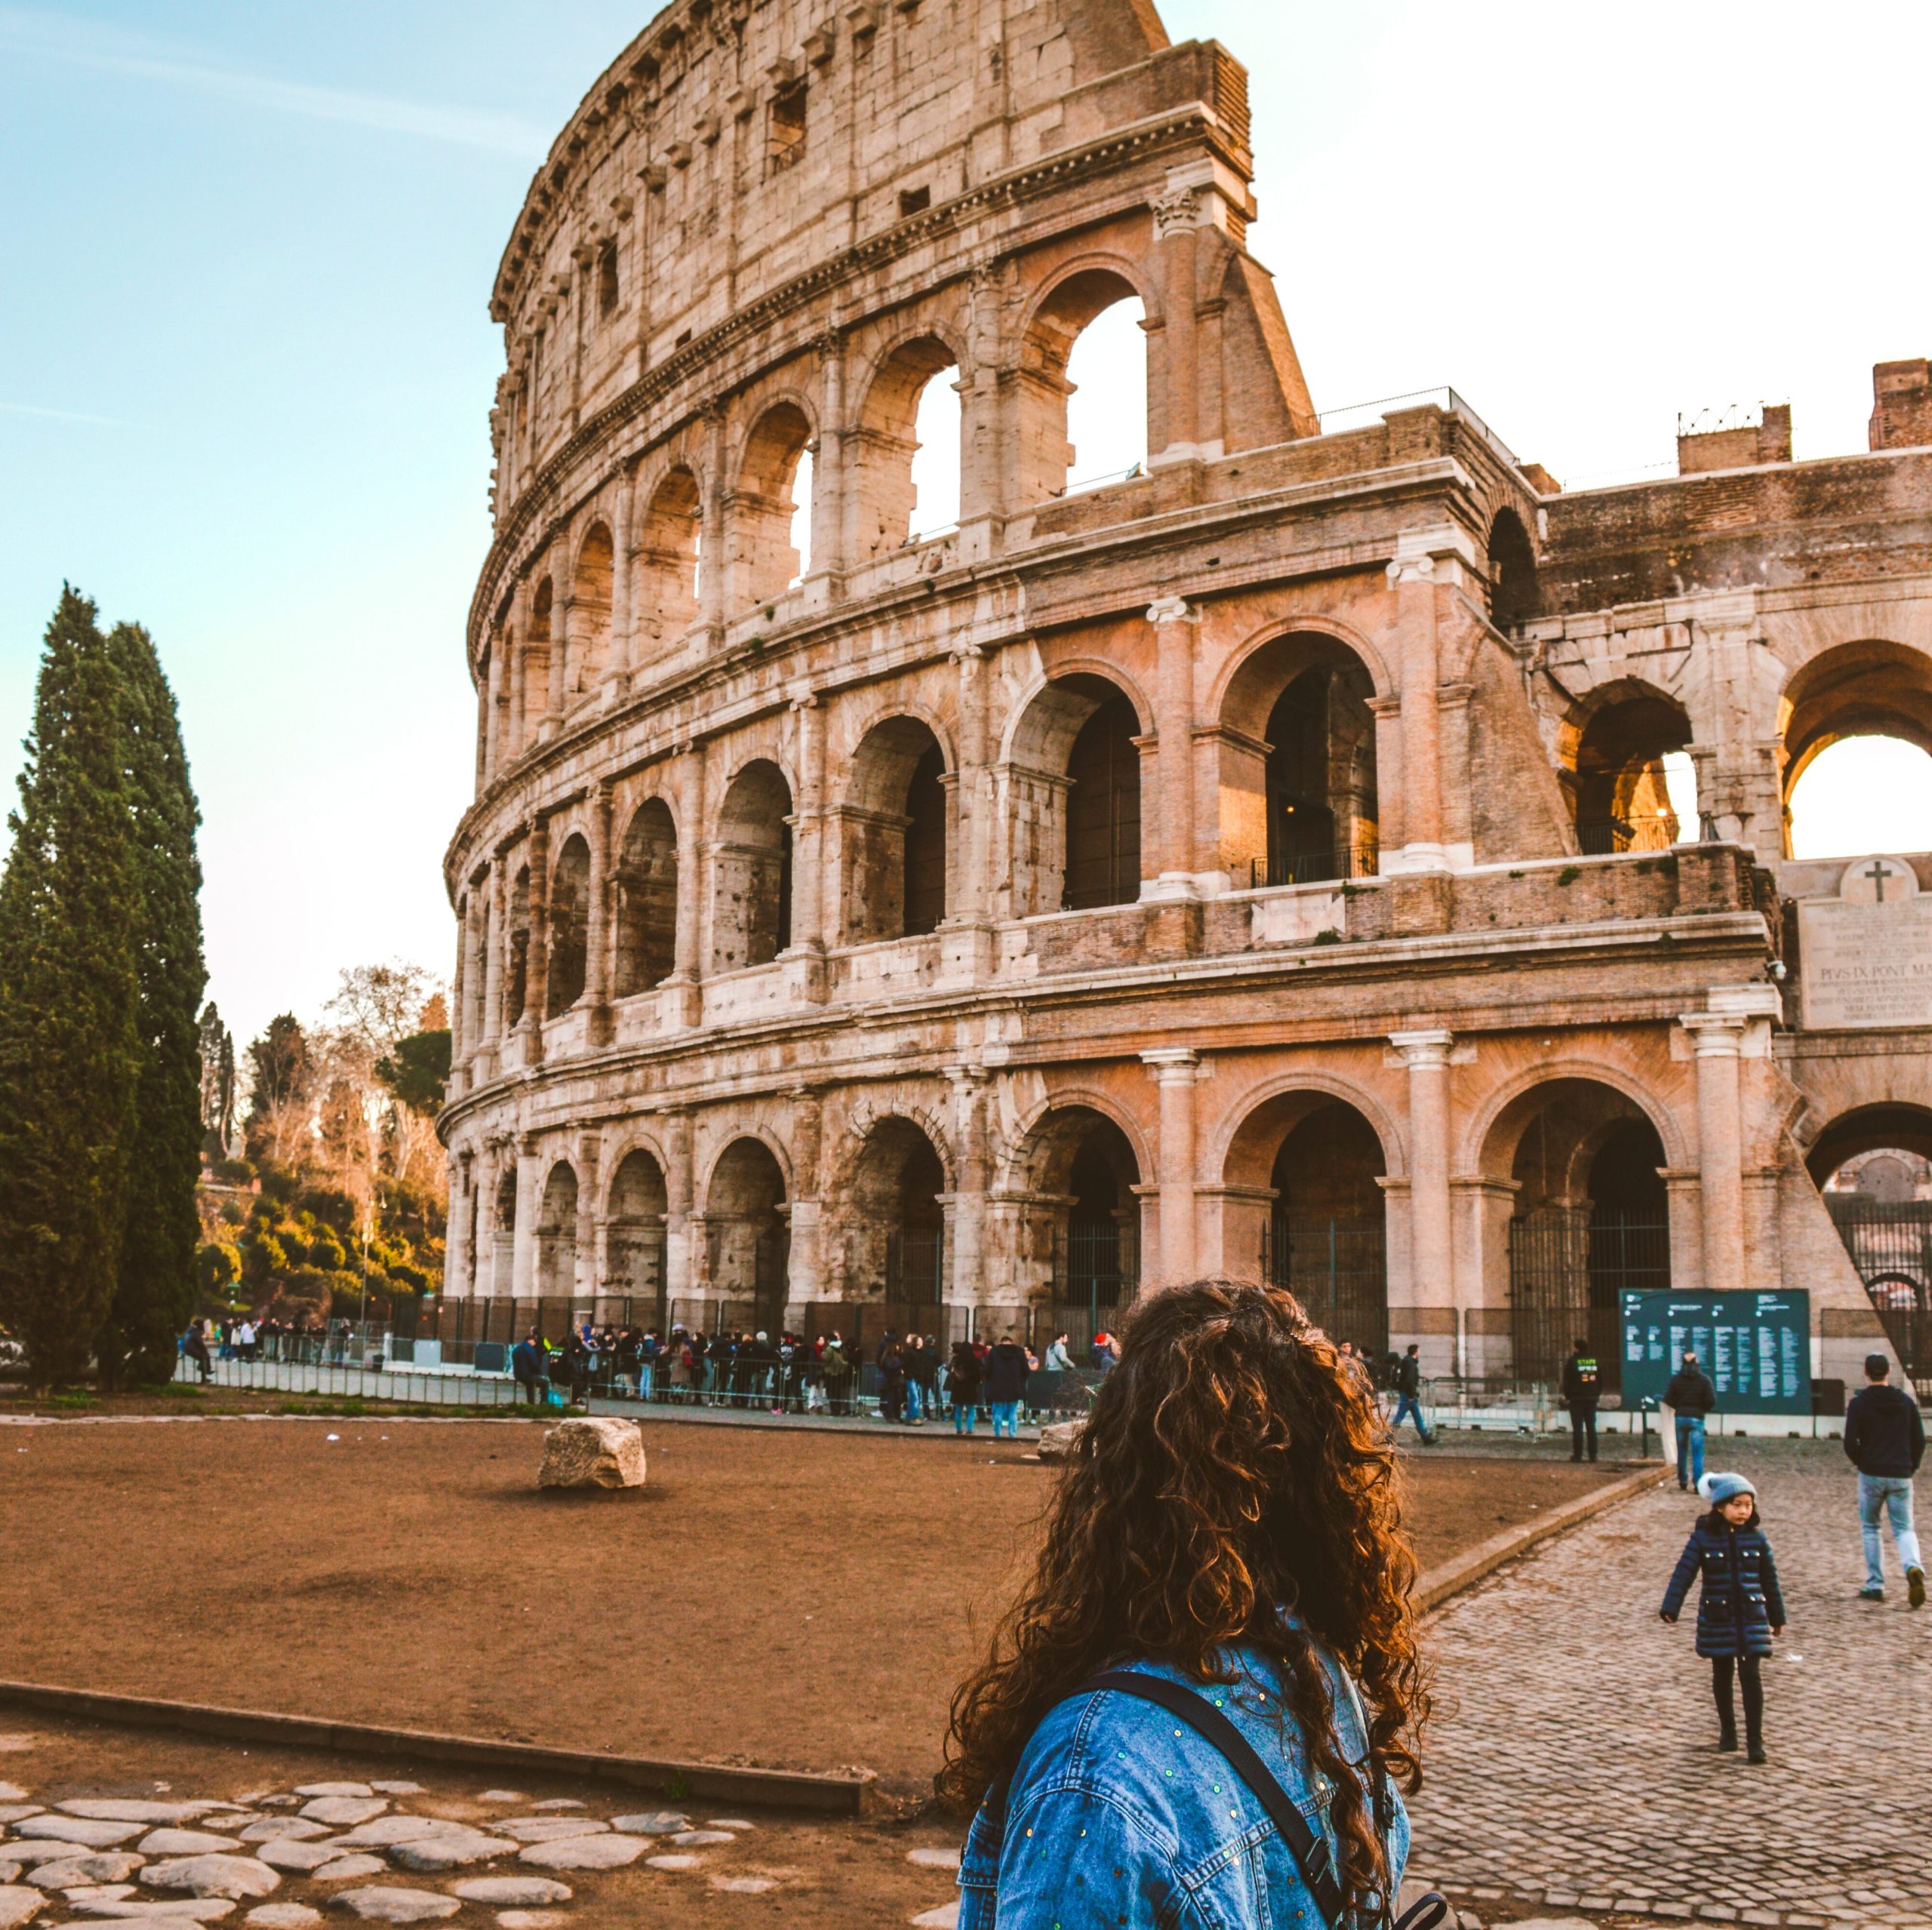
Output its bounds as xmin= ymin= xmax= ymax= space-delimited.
xmin=703 ymin=1134 xmax=790 ymax=1332
xmin=546 ymin=832 xmax=592 ymax=1016
xmin=1805 ymin=1102 xmax=1932 ymax=1185
xmin=570 ymin=521 xmax=614 ymax=699
xmin=614 ymin=795 xmax=678 ymax=995
xmin=836 ymin=1097 xmax=958 ymax=1194
xmin=1466 ymin=1057 xmax=1688 ymax=1179
xmin=1560 ymin=678 xmax=1694 ymax=854
xmin=536 ymin=1160 xmax=580 ymax=1299
xmin=1221 ymin=1086 xmax=1394 ymax=1354
xmin=605 ymin=1145 xmax=669 ymax=1314
xmin=635 ymin=464 xmax=703 ymax=647
xmin=1778 ymin=639 xmax=1932 ymax=856
xmin=524 ymin=576 xmax=553 ymax=741
xmin=712 ymin=758 xmax=794 ymax=971
xmin=1004 ymin=670 xmax=1151 ymax=917
xmin=1487 ymin=506 xmax=1539 ymax=629
xmin=832 ymin=1113 xmax=951 ymax=1307
xmin=1217 ymin=629 xmax=1381 ymax=887
xmin=839 ymin=715 xmax=951 ymax=942
xmin=488 ymin=1166 xmax=518 ymax=1297
xmin=506 ymin=862 xmax=531 ymax=1028
xmin=1475 ymin=1070 xmax=1678 ymax=1388
xmin=1016 ymin=260 xmax=1155 ymax=503
xmin=728 ymin=399 xmax=816 ymax=610
xmin=1005 ymin=1096 xmax=1148 ymax=1347
xmin=852 ymin=332 xmax=965 ymax=556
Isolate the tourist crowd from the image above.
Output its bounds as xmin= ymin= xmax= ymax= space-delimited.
xmin=506 ymin=1322 xmax=1124 ymax=1432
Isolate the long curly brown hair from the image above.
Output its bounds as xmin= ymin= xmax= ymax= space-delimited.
xmin=938 ymin=1279 xmax=1429 ymax=1907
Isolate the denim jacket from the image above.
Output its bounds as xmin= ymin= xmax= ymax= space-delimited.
xmin=958 ymin=1644 xmax=1408 ymax=1930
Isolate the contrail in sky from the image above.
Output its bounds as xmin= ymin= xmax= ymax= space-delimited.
xmin=0 ymin=401 xmax=133 ymax=428
xmin=0 ymin=6 xmax=551 ymax=158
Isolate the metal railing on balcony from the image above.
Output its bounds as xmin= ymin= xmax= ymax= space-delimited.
xmin=1575 ymin=813 xmax=1679 ymax=856
xmin=1249 ymin=840 xmax=1376 ymax=890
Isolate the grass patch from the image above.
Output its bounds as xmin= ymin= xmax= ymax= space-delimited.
xmin=45 ymin=1391 xmax=97 ymax=1411
xmin=1555 ymin=865 xmax=1582 ymax=887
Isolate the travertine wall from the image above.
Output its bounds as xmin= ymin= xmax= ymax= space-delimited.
xmin=441 ymin=0 xmax=1932 ymax=1391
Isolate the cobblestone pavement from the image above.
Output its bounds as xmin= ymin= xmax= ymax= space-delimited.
xmin=1409 ymin=1441 xmax=1931 ymax=1930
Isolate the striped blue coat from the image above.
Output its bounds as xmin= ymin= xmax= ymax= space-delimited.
xmin=1662 ymin=1516 xmax=1786 ymax=1659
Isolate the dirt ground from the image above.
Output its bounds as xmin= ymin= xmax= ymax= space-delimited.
xmin=0 ymin=1417 xmax=1619 ymax=1790
xmin=0 ymin=1710 xmax=961 ymax=1929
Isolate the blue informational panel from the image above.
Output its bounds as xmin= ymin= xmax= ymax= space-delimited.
xmin=1620 ymin=1289 xmax=1812 ymax=1416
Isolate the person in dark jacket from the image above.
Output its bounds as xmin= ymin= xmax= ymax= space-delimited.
xmin=1843 ymin=1352 xmax=1926 ymax=1606
xmin=1391 ymin=1343 xmax=1432 ymax=1445
xmin=983 ymin=1332 xmax=1035 ymax=1439
xmin=948 ymin=1338 xmax=984 ymax=1435
xmin=1665 ymin=1351 xmax=1718 ymax=1492
xmin=1660 ymin=1471 xmax=1786 ymax=1763
xmin=876 ymin=1331 xmax=906 ymax=1423
xmin=511 ymin=1331 xmax=547 ymax=1407
xmin=1561 ymin=1338 xmax=1601 ymax=1464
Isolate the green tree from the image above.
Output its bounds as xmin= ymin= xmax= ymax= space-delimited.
xmin=198 ymin=1001 xmax=236 ymax=1156
xmin=97 ymin=622 xmax=207 ymax=1388
xmin=376 ymin=1028 xmax=451 ymax=1115
xmin=0 ymin=589 xmax=142 ymax=1385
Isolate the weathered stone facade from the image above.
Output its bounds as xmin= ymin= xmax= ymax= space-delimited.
xmin=440 ymin=0 xmax=1930 ymax=1388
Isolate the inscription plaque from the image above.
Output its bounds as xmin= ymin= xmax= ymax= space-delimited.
xmin=1798 ymin=856 xmax=1932 ymax=1030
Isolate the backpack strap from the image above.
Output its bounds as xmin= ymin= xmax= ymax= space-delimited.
xmin=1076 ymin=1670 xmax=1350 ymax=1928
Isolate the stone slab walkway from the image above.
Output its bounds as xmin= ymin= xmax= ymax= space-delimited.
xmin=1408 ymin=1441 xmax=1931 ymax=1930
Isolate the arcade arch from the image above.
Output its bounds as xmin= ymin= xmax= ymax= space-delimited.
xmin=614 ymin=798 xmax=678 ymax=996
xmin=841 ymin=1116 xmax=949 ymax=1307
xmin=605 ymin=1148 xmax=669 ymax=1319
xmin=1017 ymin=269 xmax=1148 ymax=503
xmin=854 ymin=337 xmax=964 ymax=555
xmin=1566 ymin=685 xmax=1695 ymax=854
xmin=1223 ymin=1091 xmax=1391 ymax=1356
xmin=1006 ymin=675 xmax=1147 ymax=917
xmin=1481 ymin=1078 xmax=1672 ymax=1388
xmin=546 ymin=834 xmax=592 ymax=1016
xmin=635 ymin=467 xmax=702 ymax=646
xmin=1488 ymin=508 xmax=1538 ymax=629
xmin=506 ymin=865 xmax=531 ymax=1027
xmin=712 ymin=761 xmax=794 ymax=972
xmin=729 ymin=403 xmax=814 ymax=610
xmin=523 ymin=579 xmax=553 ymax=742
xmin=570 ymin=523 xmax=614 ymax=701
xmin=1219 ymin=633 xmax=1379 ymax=886
xmin=840 ymin=717 xmax=948 ymax=943
xmin=1781 ymin=641 xmax=1932 ymax=859
xmin=705 ymin=1137 xmax=789 ymax=1332
xmin=1011 ymin=1105 xmax=1143 ymax=1347
xmin=536 ymin=1161 xmax=579 ymax=1299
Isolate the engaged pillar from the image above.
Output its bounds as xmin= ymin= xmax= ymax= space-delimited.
xmin=1392 ymin=1029 xmax=1455 ymax=1372
xmin=1142 ymin=1049 xmax=1202 ymax=1286
xmin=1682 ymin=1012 xmax=1748 ymax=1290
xmin=1146 ymin=597 xmax=1202 ymax=899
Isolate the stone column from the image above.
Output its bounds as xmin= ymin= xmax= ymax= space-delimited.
xmin=486 ymin=638 xmax=507 ymax=779
xmin=700 ymin=407 xmax=729 ymax=634
xmin=584 ymin=779 xmax=614 ymax=1040
xmin=522 ymin=816 xmax=550 ymax=1057
xmin=666 ymin=742 xmax=706 ymax=1027
xmin=814 ymin=333 xmax=848 ymax=582
xmin=785 ymin=693 xmax=829 ymax=1003
xmin=509 ymin=595 xmax=529 ymax=761
xmin=448 ymin=1151 xmax=474 ymax=1299
xmin=1682 ymin=1012 xmax=1748 ymax=1291
xmin=1142 ymin=1049 xmax=1201 ymax=1286
xmin=952 ymin=646 xmax=989 ymax=920
xmin=1146 ymin=597 xmax=1201 ymax=897
xmin=473 ymin=668 xmax=491 ymax=791
xmin=663 ymin=1110 xmax=696 ymax=1314
xmin=577 ymin=1132 xmax=603 ymax=1303
xmin=786 ymin=1087 xmax=825 ymax=1314
xmin=483 ymin=856 xmax=505 ymax=1046
xmin=1152 ymin=186 xmax=1201 ymax=462
xmin=451 ymin=892 xmax=470 ymax=1067
xmin=1381 ymin=527 xmax=1481 ymax=873
xmin=607 ymin=469 xmax=636 ymax=695
xmin=1391 ymin=1029 xmax=1455 ymax=1370
xmin=543 ymin=595 xmax=570 ymax=736
xmin=946 ymin=1065 xmax=990 ymax=1308
xmin=510 ymin=1135 xmax=541 ymax=1298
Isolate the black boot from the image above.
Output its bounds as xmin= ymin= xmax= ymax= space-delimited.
xmin=1717 ymin=1727 xmax=1739 ymax=1753
xmin=1747 ymin=1738 xmax=1767 ymax=1765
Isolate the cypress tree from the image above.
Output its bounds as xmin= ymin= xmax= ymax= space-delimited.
xmin=0 ymin=589 xmax=142 ymax=1386
xmin=97 ymin=621 xmax=207 ymax=1388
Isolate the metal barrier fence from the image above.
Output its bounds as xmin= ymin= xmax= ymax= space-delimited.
xmin=1507 ymin=1213 xmax=1670 ymax=1391
xmin=173 ymin=1354 xmax=523 ymax=1408
xmin=1826 ymin=1195 xmax=1932 ymax=1397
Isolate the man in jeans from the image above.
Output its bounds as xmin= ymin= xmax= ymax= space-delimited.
xmin=1665 ymin=1349 xmax=1717 ymax=1492
xmin=1391 ymin=1343 xmax=1432 ymax=1445
xmin=1844 ymin=1352 xmax=1926 ymax=1607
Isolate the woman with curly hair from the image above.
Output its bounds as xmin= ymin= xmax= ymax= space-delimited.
xmin=940 ymin=1279 xmax=1430 ymax=1929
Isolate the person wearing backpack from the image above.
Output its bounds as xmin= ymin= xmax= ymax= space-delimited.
xmin=942 ymin=1280 xmax=1433 ymax=1930
xmin=1561 ymin=1338 xmax=1602 ymax=1464
xmin=1665 ymin=1351 xmax=1718 ymax=1492
xmin=1843 ymin=1352 xmax=1925 ymax=1606
xmin=1660 ymin=1471 xmax=1786 ymax=1764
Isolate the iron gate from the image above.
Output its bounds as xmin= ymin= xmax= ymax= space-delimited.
xmin=1049 ymin=1220 xmax=1140 ymax=1351
xmin=1263 ymin=1215 xmax=1388 ymax=1360
xmin=1508 ymin=1212 xmax=1670 ymax=1391
xmin=1826 ymin=1197 xmax=1932 ymax=1396
xmin=885 ymin=1227 xmax=945 ymax=1306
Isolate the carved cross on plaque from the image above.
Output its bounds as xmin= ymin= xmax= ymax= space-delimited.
xmin=1866 ymin=859 xmax=1897 ymax=902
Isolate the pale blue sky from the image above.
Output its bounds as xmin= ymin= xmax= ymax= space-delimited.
xmin=3 ymin=1 xmax=1929 ymax=1046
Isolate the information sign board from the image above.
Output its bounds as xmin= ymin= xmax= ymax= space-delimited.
xmin=1620 ymin=1289 xmax=1810 ymax=1416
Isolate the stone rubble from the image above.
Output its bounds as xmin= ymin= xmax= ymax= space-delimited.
xmin=326 ymin=1889 xmax=460 ymax=1924
xmin=445 ymin=1880 xmax=570 ymax=1908
xmin=237 ymin=1827 xmax=331 ymax=1848
xmin=245 ymin=1910 xmax=322 ymax=1928
xmin=513 ymin=1836 xmax=644 ymax=1873
xmin=137 ymin=1835 xmax=242 ymax=1859
xmin=25 ymin=1855 xmax=147 ymax=1887
xmin=306 ymin=1858 xmax=386 ymax=1885
xmin=386 ymin=1833 xmax=516 ymax=1874
xmin=536 ymin=1419 xmax=645 ymax=1492
xmin=20 ymin=1819 xmax=145 ymax=1849
xmin=606 ymin=1815 xmax=685 ymax=1836
xmin=140 ymin=1856 xmax=281 ymax=1901
xmin=252 ymin=1843 xmax=346 ymax=1876
xmin=0 ymin=1888 xmax=41 ymax=1930
xmin=296 ymin=1806 xmax=385 ymax=1831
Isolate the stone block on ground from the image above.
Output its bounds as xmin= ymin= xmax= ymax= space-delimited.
xmin=0 ymin=1806 xmax=38 ymax=1824
xmin=387 ymin=1832 xmax=517 ymax=1873
xmin=710 ymin=1876 xmax=777 ymax=1894
xmin=65 ymin=1889 xmax=139 ymax=1905
xmin=61 ymin=1807 xmax=222 ymax=1827
xmin=445 ymin=1879 xmax=570 ymax=1907
xmin=140 ymin=1856 xmax=281 ymax=1901
xmin=515 ymin=1834 xmax=644 ymax=1872
xmin=643 ymin=1855 xmax=703 ymax=1873
xmin=0 ymin=1786 xmax=27 ymax=1804
xmin=537 ymin=1418 xmax=645 ymax=1490
xmin=906 ymin=1848 xmax=961 ymax=1870
xmin=69 ymin=1901 xmax=238 ymax=1920
xmin=494 ymin=1915 xmax=565 ymax=1930
xmin=309 ymin=1859 xmax=387 ymax=1884
xmin=0 ymin=1887 xmax=40 ymax=1930
xmin=291 ymin=1791 xmax=369 ymax=1805
xmin=245 ymin=1910 xmax=321 ymax=1929
xmin=327 ymin=1889 xmax=460 ymax=1923
xmin=608 ymin=1814 xmax=685 ymax=1836
xmin=485 ymin=1821 xmax=605 ymax=1845
xmin=25 ymin=1854 xmax=147 ymax=1886
xmin=138 ymin=1834 xmax=242 ymax=1858
xmin=20 ymin=1818 xmax=144 ymax=1849
xmin=298 ymin=1804 xmax=386 ymax=1830
xmin=1035 ymin=1419 xmax=1084 ymax=1461
xmin=667 ymin=1830 xmax=737 ymax=1848
xmin=254 ymin=1842 xmax=346 ymax=1876
xmin=238 ymin=1825 xmax=331 ymax=1847
xmin=328 ymin=1823 xmax=458 ymax=1853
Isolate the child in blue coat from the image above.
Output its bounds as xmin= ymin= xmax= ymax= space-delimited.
xmin=1660 ymin=1471 xmax=1786 ymax=1764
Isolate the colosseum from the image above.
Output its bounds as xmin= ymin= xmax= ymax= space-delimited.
xmin=439 ymin=0 xmax=1932 ymax=1399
